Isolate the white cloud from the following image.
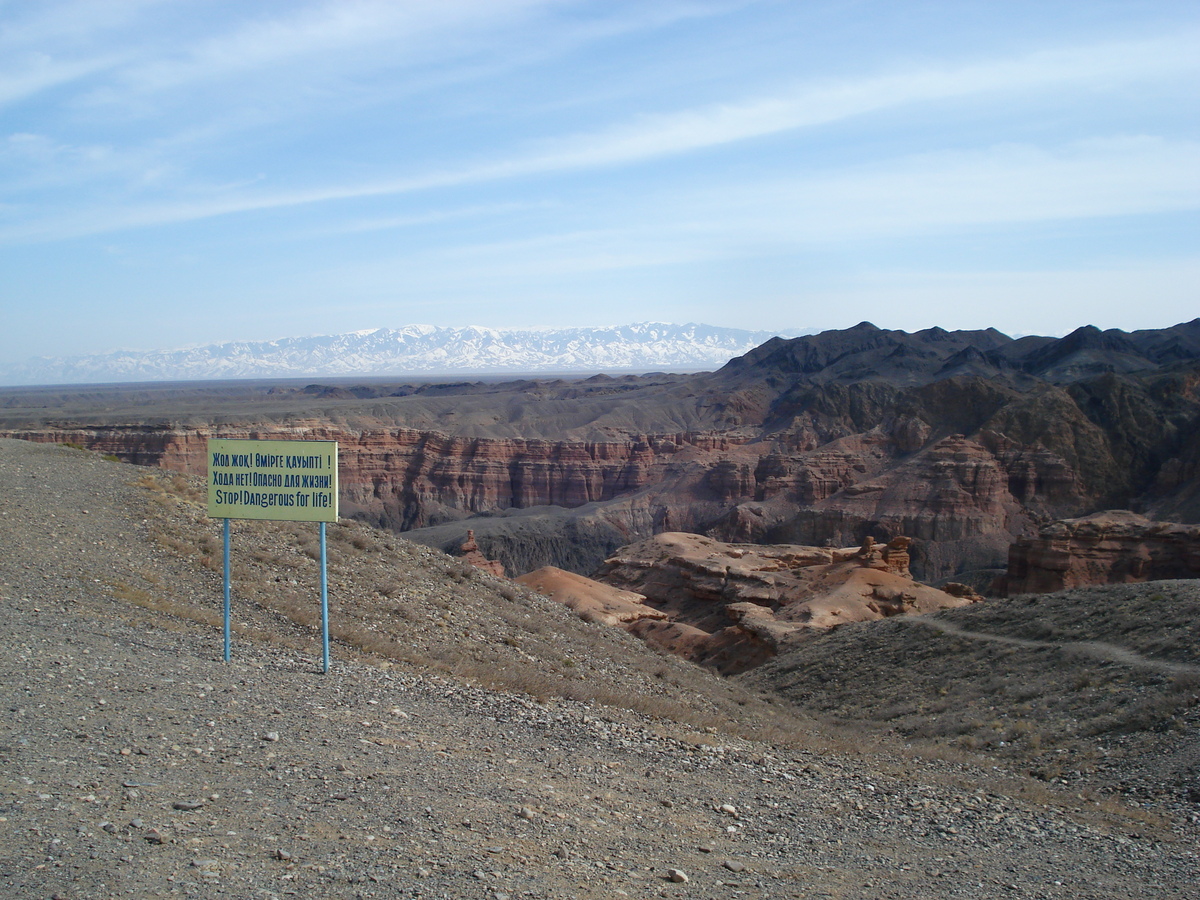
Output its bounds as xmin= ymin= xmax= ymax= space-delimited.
xmin=3 ymin=19 xmax=1197 ymax=244
xmin=112 ymin=0 xmax=559 ymax=95
xmin=487 ymin=29 xmax=1200 ymax=172
xmin=0 ymin=52 xmax=120 ymax=107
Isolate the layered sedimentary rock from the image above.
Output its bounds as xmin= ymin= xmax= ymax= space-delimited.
xmin=1003 ymin=511 xmax=1200 ymax=594
xmin=0 ymin=419 xmax=1110 ymax=585
xmin=3 ymin=320 xmax=1197 ymax=585
xmin=709 ymin=431 xmax=1083 ymax=585
xmin=584 ymin=532 xmax=977 ymax=674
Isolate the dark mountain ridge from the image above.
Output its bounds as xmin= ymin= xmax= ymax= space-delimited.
xmin=721 ymin=319 xmax=1200 ymax=386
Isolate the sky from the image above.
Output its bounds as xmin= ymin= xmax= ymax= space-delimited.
xmin=1 ymin=0 xmax=1198 ymax=364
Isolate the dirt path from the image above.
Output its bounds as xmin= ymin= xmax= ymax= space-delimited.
xmin=902 ymin=616 xmax=1200 ymax=677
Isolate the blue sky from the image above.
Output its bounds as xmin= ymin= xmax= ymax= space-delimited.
xmin=2 ymin=0 xmax=1197 ymax=364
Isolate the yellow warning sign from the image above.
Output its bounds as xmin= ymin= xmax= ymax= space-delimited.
xmin=207 ymin=439 xmax=338 ymax=522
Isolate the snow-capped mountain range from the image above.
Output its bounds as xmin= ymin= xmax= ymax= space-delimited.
xmin=1 ymin=323 xmax=803 ymax=386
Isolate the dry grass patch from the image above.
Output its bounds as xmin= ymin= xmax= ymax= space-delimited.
xmin=106 ymin=579 xmax=221 ymax=628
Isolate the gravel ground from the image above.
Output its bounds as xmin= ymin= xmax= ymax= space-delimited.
xmin=1 ymin=438 xmax=1197 ymax=899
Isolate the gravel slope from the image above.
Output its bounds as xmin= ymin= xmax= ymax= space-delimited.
xmin=1 ymin=438 xmax=1197 ymax=899
xmin=741 ymin=582 xmax=1200 ymax=807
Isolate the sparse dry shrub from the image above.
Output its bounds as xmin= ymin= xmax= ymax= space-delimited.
xmin=107 ymin=579 xmax=221 ymax=628
xmin=1169 ymin=671 xmax=1200 ymax=694
xmin=153 ymin=533 xmax=193 ymax=555
xmin=134 ymin=472 xmax=164 ymax=491
xmin=448 ymin=564 xmax=474 ymax=583
xmin=386 ymin=603 xmax=421 ymax=623
xmin=1081 ymin=691 xmax=1192 ymax=737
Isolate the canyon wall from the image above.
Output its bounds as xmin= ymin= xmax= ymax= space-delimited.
xmin=4 ymin=321 xmax=1197 ymax=585
xmin=2 ymin=420 xmax=1083 ymax=584
xmin=0 ymin=423 xmax=743 ymax=528
xmin=1003 ymin=511 xmax=1200 ymax=594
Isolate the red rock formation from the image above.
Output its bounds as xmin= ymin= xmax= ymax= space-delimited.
xmin=1 ymin=426 xmax=733 ymax=529
xmin=1002 ymin=511 xmax=1200 ymax=594
xmin=708 ymin=433 xmax=1085 ymax=583
xmin=515 ymin=566 xmax=664 ymax=627
xmin=458 ymin=530 xmax=506 ymax=577
xmin=0 ymin=423 xmax=1087 ymax=584
xmin=590 ymin=532 xmax=977 ymax=674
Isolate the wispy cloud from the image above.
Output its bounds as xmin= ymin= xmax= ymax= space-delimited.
xmin=0 ymin=53 xmax=120 ymax=107
xmin=492 ymin=29 xmax=1200 ymax=171
xmin=300 ymin=201 xmax=550 ymax=237
xmin=294 ymin=137 xmax=1200 ymax=289
xmin=4 ymin=25 xmax=1196 ymax=244
xmin=116 ymin=0 xmax=547 ymax=94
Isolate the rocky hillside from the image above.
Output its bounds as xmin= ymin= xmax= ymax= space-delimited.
xmin=2 ymin=438 xmax=1198 ymax=898
xmin=741 ymin=580 xmax=1200 ymax=808
xmin=3 ymin=320 xmax=1199 ymax=586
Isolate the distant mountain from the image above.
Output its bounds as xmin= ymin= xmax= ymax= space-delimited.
xmin=724 ymin=319 xmax=1200 ymax=385
xmin=0 ymin=323 xmax=804 ymax=386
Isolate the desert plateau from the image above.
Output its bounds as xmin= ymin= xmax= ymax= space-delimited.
xmin=8 ymin=2 xmax=1200 ymax=894
xmin=2 ymin=322 xmax=1200 ymax=898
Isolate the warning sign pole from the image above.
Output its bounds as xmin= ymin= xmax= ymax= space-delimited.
xmin=223 ymin=517 xmax=232 ymax=663
xmin=320 ymin=520 xmax=330 ymax=674
xmin=207 ymin=438 xmax=339 ymax=673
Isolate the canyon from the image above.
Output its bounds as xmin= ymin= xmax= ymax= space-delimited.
xmin=519 ymin=532 xmax=978 ymax=675
xmin=3 ymin=320 xmax=1199 ymax=588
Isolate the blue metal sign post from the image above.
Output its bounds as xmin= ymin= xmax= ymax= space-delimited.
xmin=320 ymin=521 xmax=330 ymax=675
xmin=208 ymin=439 xmax=339 ymax=673
xmin=223 ymin=517 xmax=232 ymax=663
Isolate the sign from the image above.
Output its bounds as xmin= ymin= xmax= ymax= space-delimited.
xmin=207 ymin=439 xmax=338 ymax=523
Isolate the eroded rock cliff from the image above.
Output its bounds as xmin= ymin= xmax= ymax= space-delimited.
xmin=522 ymin=532 xmax=977 ymax=674
xmin=1002 ymin=511 xmax=1200 ymax=594
xmin=3 ymin=321 xmax=1198 ymax=584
